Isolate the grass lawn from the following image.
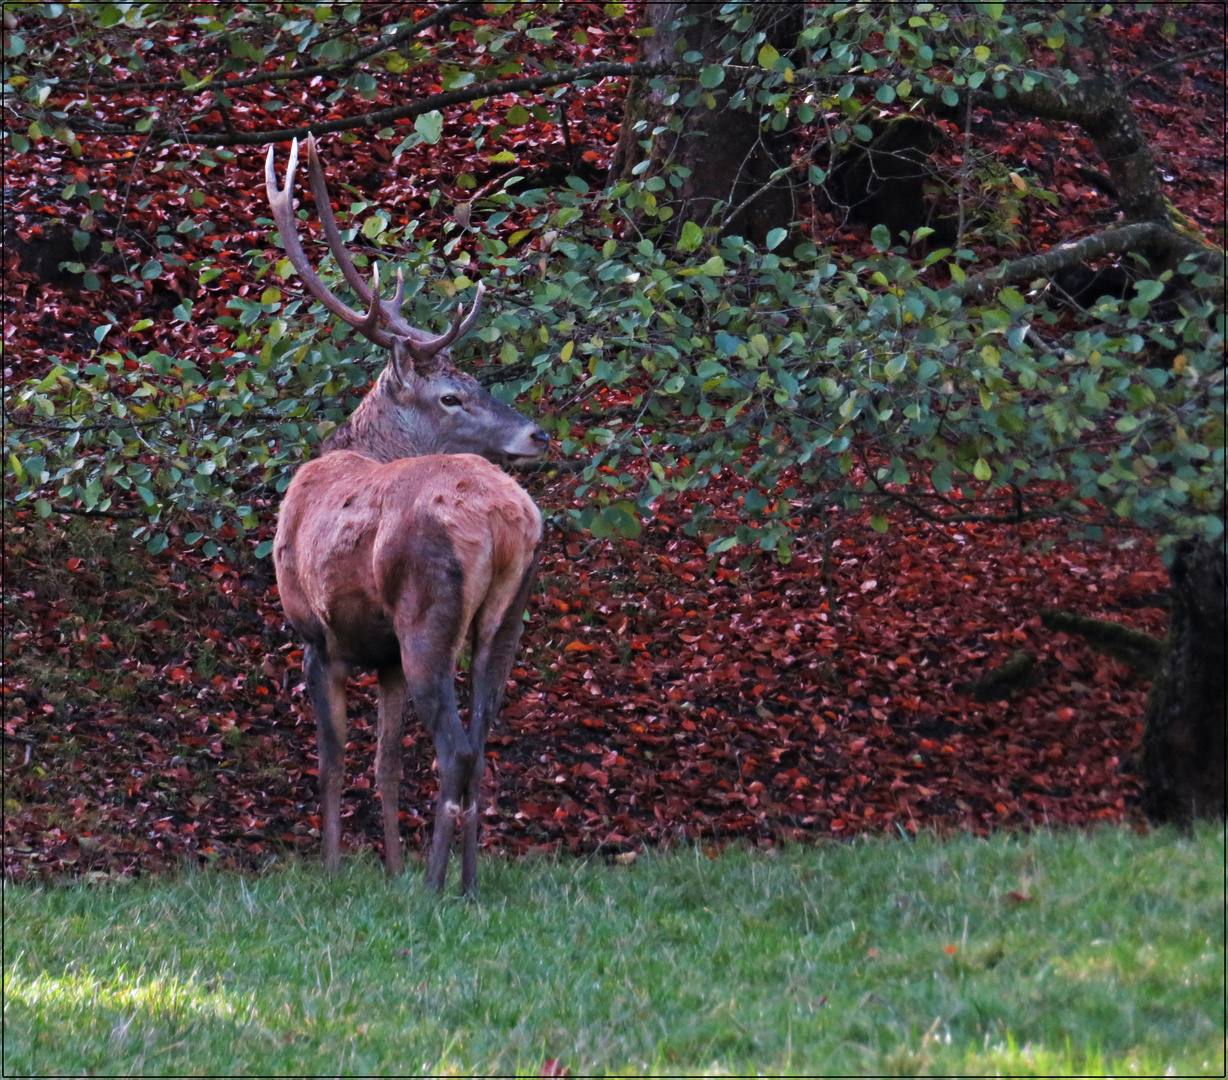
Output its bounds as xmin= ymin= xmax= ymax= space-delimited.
xmin=3 ymin=824 xmax=1223 ymax=1076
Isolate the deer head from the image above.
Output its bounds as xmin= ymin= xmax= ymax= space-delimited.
xmin=265 ymin=135 xmax=547 ymax=465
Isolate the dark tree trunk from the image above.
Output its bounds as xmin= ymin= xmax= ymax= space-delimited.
xmin=609 ymin=1 xmax=802 ymax=246
xmin=1140 ymin=536 xmax=1226 ymax=823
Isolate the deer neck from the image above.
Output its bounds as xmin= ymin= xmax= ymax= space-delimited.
xmin=320 ymin=368 xmax=436 ymax=462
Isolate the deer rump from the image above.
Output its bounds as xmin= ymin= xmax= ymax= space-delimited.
xmin=276 ymin=451 xmax=541 ymax=672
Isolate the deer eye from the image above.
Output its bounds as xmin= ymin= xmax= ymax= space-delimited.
xmin=439 ymin=394 xmax=463 ymax=408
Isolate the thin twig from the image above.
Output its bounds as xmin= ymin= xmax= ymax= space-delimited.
xmin=956 ymin=95 xmax=972 ymax=247
xmin=1122 ymin=46 xmax=1225 ymax=90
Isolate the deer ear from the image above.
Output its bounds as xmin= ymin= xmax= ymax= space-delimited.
xmin=390 ymin=339 xmax=416 ymax=383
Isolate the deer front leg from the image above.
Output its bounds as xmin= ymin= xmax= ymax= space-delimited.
xmin=375 ymin=666 xmax=408 ymax=875
xmin=305 ymin=644 xmax=348 ymax=871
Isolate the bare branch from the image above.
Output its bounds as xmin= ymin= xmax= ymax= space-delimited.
xmin=61 ymin=61 xmax=686 ymax=147
xmin=18 ymin=504 xmax=147 ymax=521
xmin=1122 ymin=46 xmax=1226 ymax=90
xmin=945 ymin=222 xmax=1223 ymax=301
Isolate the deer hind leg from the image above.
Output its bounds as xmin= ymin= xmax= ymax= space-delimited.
xmin=305 ymin=643 xmax=348 ymax=871
xmin=458 ymin=737 xmax=487 ymax=899
xmin=410 ymin=660 xmax=468 ymax=894
xmin=375 ymin=665 xmax=408 ymax=875
xmin=462 ymin=551 xmax=540 ymax=896
xmin=390 ymin=534 xmax=468 ymax=893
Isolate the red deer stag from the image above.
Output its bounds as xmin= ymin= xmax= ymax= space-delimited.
xmin=266 ymin=135 xmax=547 ymax=895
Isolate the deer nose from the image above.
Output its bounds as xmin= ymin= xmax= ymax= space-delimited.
xmin=530 ymin=429 xmax=550 ymax=447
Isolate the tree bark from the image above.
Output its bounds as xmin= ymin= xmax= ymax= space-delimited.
xmin=995 ymin=72 xmax=1169 ymax=225
xmin=609 ymin=1 xmax=802 ymax=246
xmin=948 ymin=221 xmax=1223 ymax=300
xmin=1140 ymin=536 xmax=1227 ymax=823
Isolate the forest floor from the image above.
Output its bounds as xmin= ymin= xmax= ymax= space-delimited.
xmin=2 ymin=4 xmax=1222 ymax=880
xmin=2 ymin=489 xmax=1169 ymax=880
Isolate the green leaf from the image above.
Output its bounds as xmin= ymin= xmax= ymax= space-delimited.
xmin=870 ymin=224 xmax=892 ymax=252
xmin=603 ymin=503 xmax=643 ymax=539
xmin=757 ymin=42 xmax=780 ymax=69
xmin=587 ymin=513 xmax=615 ymax=539
xmin=255 ymin=539 xmax=275 ymax=559
xmin=679 ymin=255 xmax=726 ymax=277
xmin=931 ymin=460 xmax=953 ymax=493
xmin=999 ymin=287 xmax=1026 ymax=313
xmin=764 ymin=227 xmax=787 ymax=251
xmin=140 ymin=259 xmax=162 ymax=280
xmin=414 ymin=110 xmax=444 ymax=144
xmin=870 ymin=514 xmax=889 ymax=534
xmin=1135 ymin=279 xmax=1165 ymax=302
xmin=678 ymin=220 xmax=704 ymax=253
xmin=699 ymin=64 xmax=725 ymax=89
xmin=973 ymin=458 xmax=992 ymax=481
xmin=884 ymin=354 xmax=908 ymax=379
xmin=505 ymin=104 xmax=531 ymax=125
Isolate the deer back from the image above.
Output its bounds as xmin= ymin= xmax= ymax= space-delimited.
xmin=275 ymin=451 xmax=541 ymax=668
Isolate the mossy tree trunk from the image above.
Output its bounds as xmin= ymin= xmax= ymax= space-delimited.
xmin=608 ymin=1 xmax=802 ymax=246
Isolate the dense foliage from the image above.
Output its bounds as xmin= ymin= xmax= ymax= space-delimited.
xmin=4 ymin=2 xmax=1223 ymax=564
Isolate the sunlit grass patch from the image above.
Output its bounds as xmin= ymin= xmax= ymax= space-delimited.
xmin=5 ymin=966 xmax=248 ymax=1021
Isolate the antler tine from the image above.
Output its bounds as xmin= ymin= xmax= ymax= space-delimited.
xmin=305 ymin=135 xmax=375 ymax=304
xmin=304 ymin=134 xmax=421 ymax=341
xmin=404 ymin=281 xmax=486 ymax=365
xmin=389 ymin=268 xmax=406 ymax=314
xmin=265 ymin=138 xmax=393 ymax=349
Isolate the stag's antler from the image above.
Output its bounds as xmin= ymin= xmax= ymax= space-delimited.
xmin=265 ymin=135 xmax=485 ymax=367
xmin=265 ymin=138 xmax=395 ymax=349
